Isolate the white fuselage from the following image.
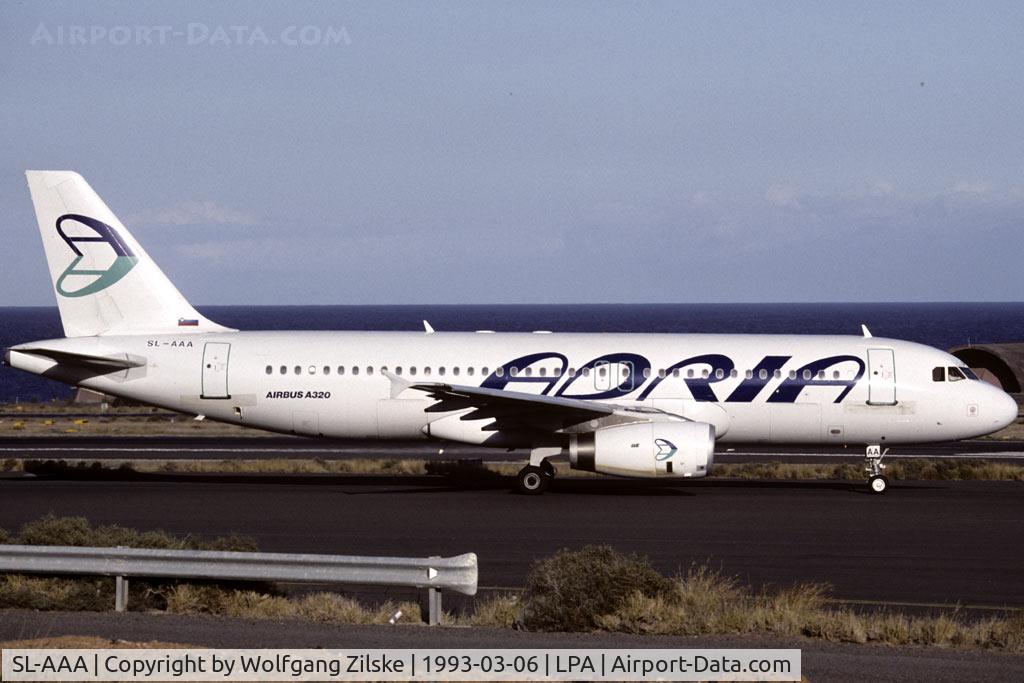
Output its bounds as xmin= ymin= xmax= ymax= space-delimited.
xmin=8 ymin=330 xmax=1017 ymax=446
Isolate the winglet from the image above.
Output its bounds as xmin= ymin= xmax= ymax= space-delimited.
xmin=861 ymin=324 xmax=873 ymax=338
xmin=423 ymin=320 xmax=435 ymax=334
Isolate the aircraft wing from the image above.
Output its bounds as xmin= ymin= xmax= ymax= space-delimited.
xmin=409 ymin=381 xmax=616 ymax=432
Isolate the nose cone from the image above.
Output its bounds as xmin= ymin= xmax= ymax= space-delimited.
xmin=993 ymin=390 xmax=1020 ymax=431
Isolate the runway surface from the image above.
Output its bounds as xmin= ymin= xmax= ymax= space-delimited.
xmin=3 ymin=436 xmax=1024 ymax=463
xmin=1 ymin=472 xmax=1021 ymax=610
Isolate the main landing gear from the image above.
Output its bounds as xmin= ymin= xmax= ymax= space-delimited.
xmin=516 ymin=448 xmax=558 ymax=495
xmin=864 ymin=444 xmax=889 ymax=494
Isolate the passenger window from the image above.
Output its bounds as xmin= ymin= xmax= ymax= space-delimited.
xmin=308 ymin=365 xmax=316 ymax=375
xmin=658 ymin=369 xmax=666 ymax=379
xmin=453 ymin=367 xmax=460 ymax=376
xmin=730 ymin=369 xmax=738 ymax=378
xmin=582 ymin=368 xmax=590 ymax=377
xmin=802 ymin=369 xmax=812 ymax=380
xmin=294 ymin=366 xmax=302 ymax=375
xmin=338 ymin=366 xmax=345 ymax=376
xmin=947 ymin=366 xmax=966 ymax=382
xmin=265 ymin=366 xmax=272 ymax=375
xmin=673 ymin=369 xmax=680 ymax=378
xmin=280 ymin=366 xmax=287 ymax=375
xmin=598 ymin=367 xmax=607 ymax=378
xmin=715 ymin=368 xmax=724 ymax=379
xmin=524 ymin=368 xmax=532 ymax=377
xmin=745 ymin=370 xmax=753 ymax=379
xmin=323 ymin=366 xmax=330 ymax=375
xmin=395 ymin=366 xmax=403 ymax=375
xmin=409 ymin=367 xmax=417 ymax=376
xmin=759 ymin=369 xmax=768 ymax=380
xmin=687 ymin=369 xmax=694 ymax=378
xmin=702 ymin=369 xmax=710 ymax=378
xmin=424 ymin=367 xmax=431 ymax=376
xmin=568 ymin=368 xmax=576 ymax=377
xmin=832 ymin=370 xmax=839 ymax=379
xmin=439 ymin=367 xmax=446 ymax=376
xmin=643 ymin=368 xmax=651 ymax=379
xmin=352 ymin=366 xmax=359 ymax=376
xmin=817 ymin=371 xmax=825 ymax=380
xmin=495 ymin=367 xmax=504 ymax=377
xmin=774 ymin=369 xmax=782 ymax=379
xmin=510 ymin=367 xmax=519 ymax=377
xmin=467 ymin=367 xmax=475 ymax=376
xmin=482 ymin=367 xmax=489 ymax=375
xmin=539 ymin=368 xmax=547 ymax=377
xmin=366 ymin=366 xmax=374 ymax=375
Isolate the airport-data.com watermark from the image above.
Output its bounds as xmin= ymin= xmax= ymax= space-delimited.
xmin=29 ymin=23 xmax=351 ymax=47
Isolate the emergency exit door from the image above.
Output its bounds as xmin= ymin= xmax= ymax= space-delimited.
xmin=867 ymin=348 xmax=896 ymax=405
xmin=201 ymin=342 xmax=231 ymax=399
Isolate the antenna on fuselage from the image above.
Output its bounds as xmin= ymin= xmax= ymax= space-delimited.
xmin=423 ymin=320 xmax=435 ymax=334
xmin=861 ymin=324 xmax=873 ymax=338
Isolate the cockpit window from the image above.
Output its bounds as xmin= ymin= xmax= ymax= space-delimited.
xmin=961 ymin=367 xmax=979 ymax=380
xmin=947 ymin=366 xmax=966 ymax=382
xmin=932 ymin=367 xmax=945 ymax=382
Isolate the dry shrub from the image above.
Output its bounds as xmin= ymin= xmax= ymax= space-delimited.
xmin=909 ymin=612 xmax=959 ymax=646
xmin=752 ymin=582 xmax=829 ymax=636
xmin=0 ymin=527 xmax=10 ymax=544
xmin=469 ymin=594 xmax=520 ymax=629
xmin=165 ymin=585 xmax=421 ymax=625
xmin=13 ymin=513 xmax=256 ymax=551
xmin=163 ymin=584 xmax=230 ymax=614
xmin=0 ymin=575 xmax=112 ymax=611
xmin=520 ymin=545 xmax=676 ymax=632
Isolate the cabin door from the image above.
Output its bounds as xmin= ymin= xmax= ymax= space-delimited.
xmin=201 ymin=342 xmax=231 ymax=399
xmin=867 ymin=348 xmax=897 ymax=405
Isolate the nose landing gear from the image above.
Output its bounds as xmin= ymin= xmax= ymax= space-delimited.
xmin=865 ymin=444 xmax=889 ymax=494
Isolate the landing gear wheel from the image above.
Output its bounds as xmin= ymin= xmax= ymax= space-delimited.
xmin=869 ymin=475 xmax=889 ymax=494
xmin=517 ymin=465 xmax=550 ymax=495
xmin=540 ymin=459 xmax=556 ymax=478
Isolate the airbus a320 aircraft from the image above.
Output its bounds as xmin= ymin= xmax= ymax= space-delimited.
xmin=5 ymin=172 xmax=1018 ymax=494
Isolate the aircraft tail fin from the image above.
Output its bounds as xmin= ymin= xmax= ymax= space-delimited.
xmin=25 ymin=171 xmax=232 ymax=337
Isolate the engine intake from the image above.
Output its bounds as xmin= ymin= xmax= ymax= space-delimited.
xmin=570 ymin=421 xmax=715 ymax=478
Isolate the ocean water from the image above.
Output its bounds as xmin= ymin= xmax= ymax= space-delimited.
xmin=1 ymin=303 xmax=1022 ymax=403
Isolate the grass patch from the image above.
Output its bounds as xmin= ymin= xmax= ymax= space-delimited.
xmin=0 ymin=515 xmax=265 ymax=612
xmin=521 ymin=546 xmax=1024 ymax=651
xmin=7 ymin=512 xmax=256 ymax=551
xmin=14 ymin=456 xmax=1024 ymax=482
xmin=165 ymin=585 xmax=422 ymax=625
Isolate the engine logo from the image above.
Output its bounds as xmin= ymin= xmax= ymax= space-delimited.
xmin=655 ymin=438 xmax=678 ymax=460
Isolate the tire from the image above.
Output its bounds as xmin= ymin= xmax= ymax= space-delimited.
xmin=516 ymin=465 xmax=550 ymax=495
xmin=869 ymin=475 xmax=889 ymax=494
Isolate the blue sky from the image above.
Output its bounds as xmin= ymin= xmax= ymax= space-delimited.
xmin=2 ymin=1 xmax=1023 ymax=305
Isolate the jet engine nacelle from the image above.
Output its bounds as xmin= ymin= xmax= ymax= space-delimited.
xmin=569 ymin=421 xmax=715 ymax=478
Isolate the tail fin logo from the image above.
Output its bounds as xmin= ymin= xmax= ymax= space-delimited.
xmin=54 ymin=214 xmax=139 ymax=298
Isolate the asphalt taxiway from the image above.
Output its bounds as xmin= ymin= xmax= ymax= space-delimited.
xmin=1 ymin=472 xmax=1021 ymax=610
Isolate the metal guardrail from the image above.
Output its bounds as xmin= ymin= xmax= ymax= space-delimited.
xmin=0 ymin=545 xmax=478 ymax=625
